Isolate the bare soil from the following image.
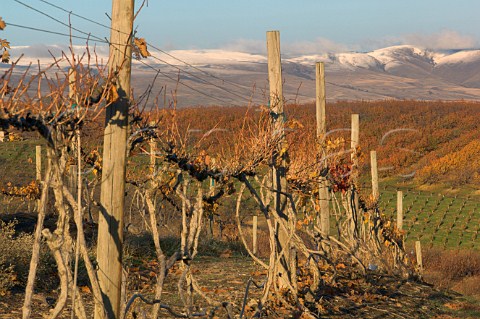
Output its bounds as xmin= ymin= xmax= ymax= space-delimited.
xmin=1 ymin=255 xmax=480 ymax=318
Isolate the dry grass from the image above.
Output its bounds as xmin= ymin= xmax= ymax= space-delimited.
xmin=423 ymin=248 xmax=480 ymax=297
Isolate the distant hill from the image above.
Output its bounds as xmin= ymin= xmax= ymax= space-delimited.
xmin=5 ymin=44 xmax=480 ymax=107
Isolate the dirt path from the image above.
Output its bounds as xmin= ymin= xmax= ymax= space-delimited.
xmin=1 ymin=255 xmax=480 ymax=318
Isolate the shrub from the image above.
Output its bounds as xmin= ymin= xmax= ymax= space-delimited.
xmin=416 ymin=140 xmax=480 ymax=186
xmin=0 ymin=220 xmax=34 ymax=294
xmin=0 ymin=219 xmax=57 ymax=294
xmin=425 ymin=249 xmax=480 ymax=280
xmin=423 ymin=248 xmax=480 ymax=294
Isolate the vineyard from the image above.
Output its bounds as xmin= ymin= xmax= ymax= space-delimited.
xmin=1 ymin=100 xmax=480 ymax=318
xmin=1 ymin=5 xmax=480 ymax=318
xmin=3 ymin=101 xmax=480 ymax=252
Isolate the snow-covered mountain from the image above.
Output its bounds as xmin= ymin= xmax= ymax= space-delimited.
xmin=4 ymin=44 xmax=480 ymax=106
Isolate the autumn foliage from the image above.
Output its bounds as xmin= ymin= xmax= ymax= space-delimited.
xmin=144 ymin=100 xmax=480 ymax=188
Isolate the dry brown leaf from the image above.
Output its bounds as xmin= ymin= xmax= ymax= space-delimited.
xmin=444 ymin=302 xmax=464 ymax=310
xmin=0 ymin=39 xmax=9 ymax=49
xmin=80 ymin=286 xmax=91 ymax=294
xmin=299 ymin=312 xmax=316 ymax=319
xmin=0 ymin=18 xmax=6 ymax=30
xmin=134 ymin=37 xmax=151 ymax=58
xmin=204 ymin=154 xmax=211 ymax=166
xmin=1 ymin=50 xmax=9 ymax=63
xmin=336 ymin=263 xmax=347 ymax=270
xmin=108 ymin=85 xmax=119 ymax=102
xmin=213 ymin=288 xmax=228 ymax=294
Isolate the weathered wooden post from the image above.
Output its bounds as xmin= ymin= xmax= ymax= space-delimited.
xmin=267 ymin=30 xmax=286 ymax=214
xmin=35 ymin=145 xmax=42 ymax=210
xmin=252 ymin=215 xmax=258 ymax=255
xmin=267 ymin=30 xmax=291 ymax=289
xmin=95 ymin=0 xmax=134 ymax=318
xmin=315 ymin=62 xmax=326 ymax=137
xmin=397 ymin=191 xmax=403 ymax=230
xmin=370 ymin=150 xmax=379 ymax=201
xmin=68 ymin=67 xmax=77 ymax=101
xmin=351 ymin=114 xmax=359 ymax=171
xmin=415 ymin=240 xmax=423 ymax=271
xmin=36 ymin=145 xmax=42 ymax=181
xmin=316 ymin=62 xmax=330 ymax=235
xmin=208 ymin=177 xmax=215 ymax=238
xmin=350 ymin=114 xmax=360 ymax=239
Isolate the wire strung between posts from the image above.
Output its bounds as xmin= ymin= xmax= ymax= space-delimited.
xmin=135 ymin=58 xmax=234 ymax=106
xmin=11 ymin=1 xmax=258 ymax=106
xmin=36 ymin=0 xmax=265 ymax=99
xmin=8 ymin=23 xmax=107 ymax=43
xmin=105 ymin=35 xmax=240 ymax=106
xmin=13 ymin=0 xmax=105 ymax=43
xmin=147 ymin=54 xmax=259 ymax=105
xmin=8 ymin=21 xmax=236 ymax=106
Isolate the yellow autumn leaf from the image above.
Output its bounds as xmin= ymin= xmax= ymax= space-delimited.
xmin=108 ymin=85 xmax=119 ymax=102
xmin=134 ymin=37 xmax=151 ymax=58
xmin=0 ymin=17 xmax=6 ymax=30
xmin=0 ymin=39 xmax=9 ymax=49
xmin=1 ymin=50 xmax=9 ymax=63
xmin=295 ymin=220 xmax=303 ymax=230
xmin=287 ymin=118 xmax=304 ymax=129
xmin=336 ymin=263 xmax=347 ymax=270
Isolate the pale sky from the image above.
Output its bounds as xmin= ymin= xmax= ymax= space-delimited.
xmin=3 ymin=0 xmax=480 ymax=54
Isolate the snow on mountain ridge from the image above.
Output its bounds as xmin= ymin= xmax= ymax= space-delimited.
xmin=7 ymin=44 xmax=480 ymax=71
xmin=151 ymin=49 xmax=266 ymax=65
xmin=336 ymin=52 xmax=381 ymax=70
xmin=434 ymin=50 xmax=480 ymax=65
xmin=283 ymin=45 xmax=436 ymax=71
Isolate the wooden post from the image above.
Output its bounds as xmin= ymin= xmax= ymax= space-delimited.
xmin=68 ymin=67 xmax=77 ymax=101
xmin=208 ymin=177 xmax=215 ymax=238
xmin=351 ymin=114 xmax=359 ymax=163
xmin=415 ymin=240 xmax=423 ymax=271
xmin=350 ymin=114 xmax=360 ymax=203
xmin=35 ymin=145 xmax=42 ymax=210
xmin=95 ymin=0 xmax=134 ymax=318
xmin=316 ymin=62 xmax=326 ymax=139
xmin=267 ymin=30 xmax=287 ymax=219
xmin=370 ymin=151 xmax=379 ymax=201
xmin=36 ymin=145 xmax=42 ymax=181
xmin=316 ymin=62 xmax=330 ymax=235
xmin=350 ymin=114 xmax=360 ymax=239
xmin=252 ymin=215 xmax=258 ymax=255
xmin=397 ymin=191 xmax=403 ymax=230
xmin=267 ymin=30 xmax=291 ymax=289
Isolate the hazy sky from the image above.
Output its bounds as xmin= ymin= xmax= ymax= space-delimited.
xmin=3 ymin=0 xmax=480 ymax=54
